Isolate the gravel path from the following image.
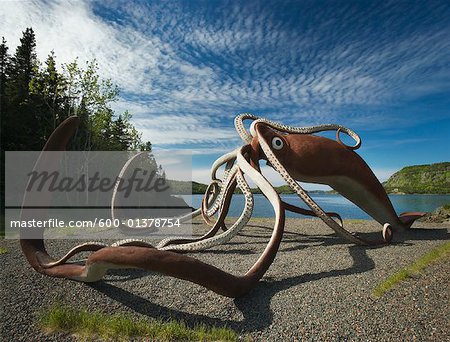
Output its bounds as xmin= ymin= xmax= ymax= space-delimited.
xmin=1 ymin=218 xmax=449 ymax=341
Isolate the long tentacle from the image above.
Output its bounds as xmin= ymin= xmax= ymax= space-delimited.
xmin=22 ymin=128 xmax=285 ymax=297
xmin=40 ymin=242 xmax=108 ymax=268
xmin=110 ymin=152 xmax=201 ymax=232
xmin=203 ymin=155 xmax=238 ymax=222
xmin=201 ymin=164 xmax=238 ymax=226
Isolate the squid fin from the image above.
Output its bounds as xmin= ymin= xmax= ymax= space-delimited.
xmin=399 ymin=212 xmax=427 ymax=229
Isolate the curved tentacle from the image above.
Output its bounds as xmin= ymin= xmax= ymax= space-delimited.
xmin=160 ymin=167 xmax=254 ymax=252
xmin=20 ymin=116 xmax=111 ymax=271
xmin=158 ymin=170 xmax=239 ymax=249
xmin=111 ymin=148 xmax=238 ymax=234
xmin=40 ymin=242 xmax=108 ymax=268
xmin=156 ymin=164 xmax=239 ymax=249
xmin=254 ymin=122 xmax=392 ymax=246
xmin=26 ymin=137 xmax=285 ymax=297
xmin=125 ymin=154 xmax=239 ymax=249
xmin=210 ymin=148 xmax=238 ymax=181
xmin=203 ymin=156 xmax=238 ymax=221
xmin=234 ymin=113 xmax=361 ymax=150
xmin=282 ymin=201 xmax=344 ymax=227
xmin=201 ymin=165 xmax=238 ymax=225
xmin=39 ymin=238 xmax=161 ymax=268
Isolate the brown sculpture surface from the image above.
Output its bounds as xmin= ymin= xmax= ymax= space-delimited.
xmin=19 ymin=114 xmax=426 ymax=297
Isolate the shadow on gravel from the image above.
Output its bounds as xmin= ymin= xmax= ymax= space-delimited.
xmin=233 ymin=245 xmax=375 ymax=331
xmin=89 ymin=281 xmax=248 ymax=332
xmin=87 ymin=244 xmax=376 ymax=333
xmin=396 ymin=227 xmax=449 ymax=243
xmin=87 ymin=224 xmax=448 ymax=333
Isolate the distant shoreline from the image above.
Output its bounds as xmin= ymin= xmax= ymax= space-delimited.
xmin=189 ymin=188 xmax=450 ymax=196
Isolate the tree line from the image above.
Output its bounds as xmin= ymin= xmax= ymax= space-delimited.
xmin=0 ymin=27 xmax=150 ymax=152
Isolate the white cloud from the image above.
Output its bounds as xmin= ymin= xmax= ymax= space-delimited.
xmin=1 ymin=0 xmax=449 ymax=153
xmin=133 ymin=115 xmax=238 ymax=145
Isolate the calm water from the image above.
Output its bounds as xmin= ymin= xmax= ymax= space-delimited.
xmin=184 ymin=193 xmax=450 ymax=219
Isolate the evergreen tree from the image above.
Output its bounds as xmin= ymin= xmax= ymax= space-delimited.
xmin=140 ymin=141 xmax=152 ymax=151
xmin=111 ymin=115 xmax=130 ymax=150
xmin=30 ymin=51 xmax=67 ymax=132
xmin=29 ymin=52 xmax=58 ymax=143
xmin=5 ymin=28 xmax=40 ymax=149
xmin=8 ymin=28 xmax=37 ymax=102
xmin=2 ymin=28 xmax=146 ymax=152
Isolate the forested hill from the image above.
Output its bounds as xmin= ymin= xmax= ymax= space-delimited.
xmin=383 ymin=162 xmax=450 ymax=194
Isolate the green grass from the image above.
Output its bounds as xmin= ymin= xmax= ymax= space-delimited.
xmin=39 ymin=303 xmax=239 ymax=341
xmin=0 ymin=246 xmax=7 ymax=254
xmin=373 ymin=241 xmax=450 ymax=298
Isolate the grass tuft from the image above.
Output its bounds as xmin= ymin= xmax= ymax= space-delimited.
xmin=39 ymin=303 xmax=239 ymax=341
xmin=373 ymin=241 xmax=450 ymax=298
xmin=0 ymin=246 xmax=7 ymax=254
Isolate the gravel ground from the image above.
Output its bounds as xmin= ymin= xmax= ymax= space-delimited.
xmin=1 ymin=218 xmax=449 ymax=341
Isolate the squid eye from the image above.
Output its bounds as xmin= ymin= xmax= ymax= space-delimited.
xmin=271 ymin=137 xmax=284 ymax=150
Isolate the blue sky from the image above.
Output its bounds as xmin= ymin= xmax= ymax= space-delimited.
xmin=1 ymin=0 xmax=449 ymax=187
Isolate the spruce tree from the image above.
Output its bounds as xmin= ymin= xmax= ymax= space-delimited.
xmin=30 ymin=51 xmax=67 ymax=141
xmin=5 ymin=28 xmax=40 ymax=149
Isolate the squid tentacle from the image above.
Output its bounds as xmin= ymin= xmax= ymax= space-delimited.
xmin=40 ymin=242 xmax=108 ymax=268
xmin=118 ymin=151 xmax=239 ymax=249
xmin=43 ymin=238 xmax=160 ymax=269
xmin=157 ymin=169 xmax=238 ymax=249
xmin=110 ymin=152 xmax=199 ymax=232
xmin=160 ymin=167 xmax=254 ymax=252
xmin=111 ymin=147 xmax=238 ymax=236
xmin=23 ymin=125 xmax=285 ymax=297
xmin=157 ymin=164 xmax=239 ymax=249
xmin=282 ymin=201 xmax=344 ymax=228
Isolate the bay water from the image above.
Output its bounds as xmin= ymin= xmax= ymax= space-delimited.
xmin=184 ymin=193 xmax=450 ymax=219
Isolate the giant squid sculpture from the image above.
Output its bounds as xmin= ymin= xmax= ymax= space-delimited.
xmin=20 ymin=114 xmax=425 ymax=297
